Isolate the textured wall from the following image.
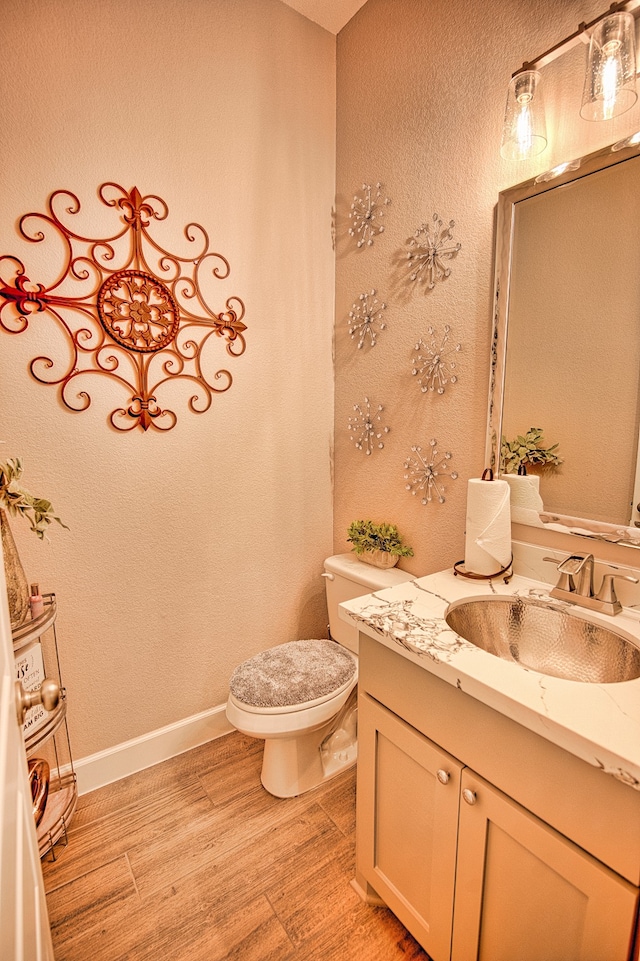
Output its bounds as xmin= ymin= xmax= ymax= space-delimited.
xmin=0 ymin=0 xmax=335 ymax=759
xmin=335 ymin=0 xmax=640 ymax=575
xmin=4 ymin=0 xmax=640 ymax=767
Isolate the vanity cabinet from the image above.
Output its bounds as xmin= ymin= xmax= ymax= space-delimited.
xmin=13 ymin=594 xmax=77 ymax=860
xmin=355 ymin=635 xmax=640 ymax=961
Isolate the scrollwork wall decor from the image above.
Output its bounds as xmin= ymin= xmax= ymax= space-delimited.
xmin=0 ymin=184 xmax=247 ymax=432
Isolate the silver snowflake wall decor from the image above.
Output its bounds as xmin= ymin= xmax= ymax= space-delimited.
xmin=348 ymin=397 xmax=390 ymax=455
xmin=404 ymin=439 xmax=458 ymax=504
xmin=348 ymin=290 xmax=387 ymax=349
xmin=412 ymin=325 xmax=461 ymax=394
xmin=349 ymin=183 xmax=391 ymax=248
xmin=406 ymin=213 xmax=461 ymax=289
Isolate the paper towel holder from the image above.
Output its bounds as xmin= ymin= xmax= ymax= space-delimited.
xmin=453 ymin=467 xmax=513 ymax=582
xmin=453 ymin=557 xmax=513 ymax=583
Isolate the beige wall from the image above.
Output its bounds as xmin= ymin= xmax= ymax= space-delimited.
xmin=334 ymin=0 xmax=640 ymax=574
xmin=0 ymin=0 xmax=336 ymax=759
xmin=5 ymin=0 xmax=640 ymax=769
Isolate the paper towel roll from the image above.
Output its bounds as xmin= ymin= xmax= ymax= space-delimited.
xmin=464 ymin=477 xmax=512 ymax=575
xmin=504 ymin=474 xmax=544 ymax=512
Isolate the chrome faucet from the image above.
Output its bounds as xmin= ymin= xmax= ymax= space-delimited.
xmin=544 ymin=553 xmax=638 ymax=615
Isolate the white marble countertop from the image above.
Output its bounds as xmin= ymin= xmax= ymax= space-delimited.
xmin=340 ymin=564 xmax=640 ymax=791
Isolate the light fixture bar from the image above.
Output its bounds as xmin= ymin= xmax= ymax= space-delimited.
xmin=512 ymin=0 xmax=640 ymax=77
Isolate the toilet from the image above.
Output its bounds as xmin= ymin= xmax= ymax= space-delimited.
xmin=226 ymin=553 xmax=413 ymax=797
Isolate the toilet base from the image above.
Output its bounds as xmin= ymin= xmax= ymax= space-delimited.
xmin=261 ymin=690 xmax=358 ymax=798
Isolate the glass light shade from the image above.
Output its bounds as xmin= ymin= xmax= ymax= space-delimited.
xmin=500 ymin=70 xmax=548 ymax=160
xmin=580 ymin=11 xmax=638 ymax=121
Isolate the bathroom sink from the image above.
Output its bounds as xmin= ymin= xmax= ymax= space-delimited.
xmin=445 ymin=595 xmax=640 ymax=683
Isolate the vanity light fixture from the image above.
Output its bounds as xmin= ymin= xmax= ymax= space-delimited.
xmin=500 ymin=70 xmax=548 ymax=161
xmin=501 ymin=0 xmax=640 ymax=160
xmin=580 ymin=11 xmax=637 ymax=120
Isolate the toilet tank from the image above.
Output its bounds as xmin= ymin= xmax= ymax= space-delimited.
xmin=323 ymin=553 xmax=414 ymax=655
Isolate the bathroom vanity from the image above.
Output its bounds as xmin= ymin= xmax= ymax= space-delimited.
xmin=341 ymin=549 xmax=640 ymax=961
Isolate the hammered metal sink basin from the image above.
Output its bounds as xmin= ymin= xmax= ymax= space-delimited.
xmin=445 ymin=596 xmax=640 ymax=683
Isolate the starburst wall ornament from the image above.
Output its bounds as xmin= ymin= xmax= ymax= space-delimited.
xmin=412 ymin=324 xmax=461 ymax=393
xmin=406 ymin=213 xmax=461 ymax=289
xmin=348 ymin=183 xmax=391 ymax=248
xmin=348 ymin=397 xmax=390 ymax=455
xmin=348 ymin=290 xmax=387 ymax=349
xmin=404 ymin=439 xmax=458 ymax=504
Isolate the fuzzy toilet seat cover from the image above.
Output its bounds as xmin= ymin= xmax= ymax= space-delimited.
xmin=229 ymin=639 xmax=356 ymax=709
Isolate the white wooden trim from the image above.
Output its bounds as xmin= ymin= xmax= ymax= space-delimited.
xmin=73 ymin=703 xmax=234 ymax=795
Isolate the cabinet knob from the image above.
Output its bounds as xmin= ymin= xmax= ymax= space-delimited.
xmin=15 ymin=678 xmax=60 ymax=726
xmin=436 ymin=769 xmax=450 ymax=784
xmin=462 ymin=788 xmax=477 ymax=806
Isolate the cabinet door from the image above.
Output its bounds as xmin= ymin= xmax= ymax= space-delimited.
xmin=356 ymin=693 xmax=463 ymax=961
xmin=452 ymin=770 xmax=639 ymax=961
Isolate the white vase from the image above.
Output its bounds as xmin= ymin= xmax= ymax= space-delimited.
xmin=359 ymin=550 xmax=399 ymax=570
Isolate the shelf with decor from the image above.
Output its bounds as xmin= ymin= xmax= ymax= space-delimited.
xmin=13 ymin=592 xmax=78 ymax=860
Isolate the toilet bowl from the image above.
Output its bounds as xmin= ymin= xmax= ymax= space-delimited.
xmin=225 ymin=553 xmax=413 ymax=798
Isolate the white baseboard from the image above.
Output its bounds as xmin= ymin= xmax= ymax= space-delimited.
xmin=73 ymin=703 xmax=234 ymax=795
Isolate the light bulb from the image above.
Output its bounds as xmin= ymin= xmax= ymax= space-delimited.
xmin=601 ymin=41 xmax=623 ymax=119
xmin=515 ymin=92 xmax=533 ymax=154
xmin=500 ymin=70 xmax=547 ymax=161
xmin=581 ymin=12 xmax=637 ymax=121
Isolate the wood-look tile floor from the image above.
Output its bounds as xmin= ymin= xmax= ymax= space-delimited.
xmin=43 ymin=731 xmax=431 ymax=961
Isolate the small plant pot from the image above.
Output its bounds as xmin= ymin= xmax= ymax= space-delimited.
xmin=359 ymin=550 xmax=399 ymax=570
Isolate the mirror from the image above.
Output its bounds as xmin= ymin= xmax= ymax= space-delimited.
xmin=486 ymin=138 xmax=640 ymax=547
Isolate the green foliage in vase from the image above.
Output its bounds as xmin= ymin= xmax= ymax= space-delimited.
xmin=0 ymin=458 xmax=68 ymax=539
xmin=347 ymin=520 xmax=414 ymax=557
xmin=500 ymin=427 xmax=563 ymax=475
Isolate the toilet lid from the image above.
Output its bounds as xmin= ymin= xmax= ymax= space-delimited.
xmin=229 ymin=639 xmax=356 ymax=709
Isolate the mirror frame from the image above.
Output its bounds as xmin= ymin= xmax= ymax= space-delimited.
xmin=485 ymin=135 xmax=640 ymax=548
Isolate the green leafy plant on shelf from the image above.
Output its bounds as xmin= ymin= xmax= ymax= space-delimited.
xmin=500 ymin=427 xmax=563 ymax=475
xmin=0 ymin=457 xmax=68 ymax=538
xmin=347 ymin=520 xmax=414 ymax=558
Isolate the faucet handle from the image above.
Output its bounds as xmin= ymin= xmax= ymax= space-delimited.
xmin=595 ymin=572 xmax=639 ymax=606
xmin=543 ymin=555 xmax=574 ymax=592
xmin=556 ymin=554 xmax=594 ymax=597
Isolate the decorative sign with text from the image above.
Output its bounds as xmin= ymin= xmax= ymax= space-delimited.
xmin=14 ymin=639 xmax=48 ymax=736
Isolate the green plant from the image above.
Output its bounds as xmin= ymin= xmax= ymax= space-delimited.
xmin=500 ymin=427 xmax=563 ymax=475
xmin=347 ymin=520 xmax=414 ymax=557
xmin=0 ymin=457 xmax=68 ymax=539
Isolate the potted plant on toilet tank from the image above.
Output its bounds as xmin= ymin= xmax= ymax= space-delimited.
xmin=347 ymin=519 xmax=414 ymax=569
